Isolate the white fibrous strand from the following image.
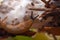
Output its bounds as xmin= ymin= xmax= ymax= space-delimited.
xmin=0 ymin=0 xmax=45 ymax=24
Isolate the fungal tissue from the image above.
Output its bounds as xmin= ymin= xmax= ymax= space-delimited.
xmin=0 ymin=0 xmax=45 ymax=24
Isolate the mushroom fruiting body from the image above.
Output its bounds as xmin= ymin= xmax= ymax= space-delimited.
xmin=0 ymin=0 xmax=34 ymax=34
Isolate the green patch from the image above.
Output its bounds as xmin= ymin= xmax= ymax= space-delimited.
xmin=5 ymin=32 xmax=55 ymax=40
xmin=33 ymin=33 xmax=49 ymax=40
xmin=14 ymin=36 xmax=32 ymax=40
xmin=6 ymin=36 xmax=32 ymax=40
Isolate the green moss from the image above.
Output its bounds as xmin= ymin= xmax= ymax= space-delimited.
xmin=5 ymin=36 xmax=32 ymax=40
xmin=14 ymin=36 xmax=32 ymax=40
xmin=5 ymin=32 xmax=55 ymax=40
xmin=33 ymin=33 xmax=49 ymax=40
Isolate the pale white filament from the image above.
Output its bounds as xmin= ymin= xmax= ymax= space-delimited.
xmin=0 ymin=0 xmax=45 ymax=24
